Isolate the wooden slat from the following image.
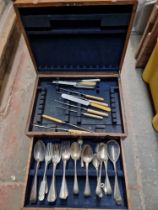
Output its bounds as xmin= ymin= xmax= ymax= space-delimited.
xmin=0 ymin=3 xmax=21 ymax=106
xmin=135 ymin=4 xmax=158 ymax=59
xmin=14 ymin=0 xmax=136 ymax=8
xmin=136 ymin=16 xmax=158 ymax=68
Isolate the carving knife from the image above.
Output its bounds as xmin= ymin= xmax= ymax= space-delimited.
xmin=61 ymin=93 xmax=111 ymax=112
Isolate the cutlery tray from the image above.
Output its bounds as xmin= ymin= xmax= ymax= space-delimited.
xmin=14 ymin=2 xmax=137 ymax=138
xmin=28 ymin=76 xmax=125 ymax=136
xmin=23 ymin=137 xmax=129 ymax=210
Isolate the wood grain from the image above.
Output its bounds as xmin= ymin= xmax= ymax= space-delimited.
xmin=14 ymin=0 xmax=136 ymax=8
xmin=135 ymin=4 xmax=158 ymax=59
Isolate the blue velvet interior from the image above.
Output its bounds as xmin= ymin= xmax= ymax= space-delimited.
xmin=30 ymin=77 xmax=123 ymax=133
xmin=24 ymin=137 xmax=127 ymax=209
xmin=19 ymin=5 xmax=132 ymax=72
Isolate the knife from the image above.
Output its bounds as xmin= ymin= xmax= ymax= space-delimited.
xmin=61 ymin=94 xmax=111 ymax=112
xmin=52 ymin=80 xmax=96 ymax=89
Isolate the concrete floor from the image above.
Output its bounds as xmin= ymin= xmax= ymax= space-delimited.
xmin=0 ymin=34 xmax=158 ymax=210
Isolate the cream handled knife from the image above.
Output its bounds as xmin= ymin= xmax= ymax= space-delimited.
xmin=61 ymin=94 xmax=111 ymax=112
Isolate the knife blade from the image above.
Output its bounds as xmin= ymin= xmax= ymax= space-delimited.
xmin=61 ymin=94 xmax=111 ymax=112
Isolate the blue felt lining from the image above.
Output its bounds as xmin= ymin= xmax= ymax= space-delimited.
xmin=30 ymin=77 xmax=123 ymax=133
xmin=19 ymin=5 xmax=133 ymax=73
xmin=24 ymin=138 xmax=127 ymax=209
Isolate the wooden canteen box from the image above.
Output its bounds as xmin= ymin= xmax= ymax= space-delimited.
xmin=13 ymin=0 xmax=137 ymax=210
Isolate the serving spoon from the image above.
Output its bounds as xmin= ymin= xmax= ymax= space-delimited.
xmin=107 ymin=140 xmax=122 ymax=205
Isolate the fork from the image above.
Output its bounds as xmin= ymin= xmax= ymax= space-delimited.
xmin=47 ymin=144 xmax=61 ymax=202
xmin=59 ymin=141 xmax=70 ymax=199
xmin=38 ymin=143 xmax=52 ymax=201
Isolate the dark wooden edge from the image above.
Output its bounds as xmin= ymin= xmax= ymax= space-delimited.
xmin=21 ymin=139 xmax=33 ymax=208
xmin=14 ymin=0 xmax=136 ymax=8
xmin=22 ymin=208 xmax=127 ymax=210
xmin=118 ymin=78 xmax=128 ymax=139
xmin=21 ymin=138 xmax=129 ymax=210
xmin=119 ymin=1 xmax=137 ymax=73
xmin=120 ymin=140 xmax=131 ymax=210
xmin=25 ymin=76 xmax=39 ymax=135
xmin=14 ymin=6 xmax=38 ymax=74
xmin=25 ymin=73 xmax=127 ymax=138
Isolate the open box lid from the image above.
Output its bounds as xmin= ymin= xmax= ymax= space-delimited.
xmin=14 ymin=1 xmax=137 ymax=74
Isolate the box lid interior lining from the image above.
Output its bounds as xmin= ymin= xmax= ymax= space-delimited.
xmin=19 ymin=5 xmax=133 ymax=73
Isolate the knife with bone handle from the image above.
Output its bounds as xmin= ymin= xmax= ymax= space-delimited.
xmin=59 ymin=88 xmax=104 ymax=102
xmin=33 ymin=124 xmax=89 ymax=134
xmin=52 ymin=80 xmax=96 ymax=89
xmin=57 ymin=106 xmax=103 ymax=120
xmin=61 ymin=94 xmax=111 ymax=112
xmin=55 ymin=100 xmax=108 ymax=117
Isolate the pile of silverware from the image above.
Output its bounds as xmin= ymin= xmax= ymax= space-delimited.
xmin=30 ymin=140 xmax=122 ymax=205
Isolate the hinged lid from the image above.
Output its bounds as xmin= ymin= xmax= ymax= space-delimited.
xmin=16 ymin=3 xmax=135 ymax=74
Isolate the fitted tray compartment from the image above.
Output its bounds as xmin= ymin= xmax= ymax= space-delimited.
xmin=23 ymin=137 xmax=129 ymax=210
xmin=27 ymin=75 xmax=126 ymax=137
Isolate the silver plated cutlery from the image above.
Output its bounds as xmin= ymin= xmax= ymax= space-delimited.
xmin=59 ymin=141 xmax=70 ymax=199
xmin=47 ymin=144 xmax=61 ymax=202
xmin=30 ymin=141 xmax=45 ymax=203
xmin=70 ymin=142 xmax=81 ymax=194
xmin=39 ymin=143 xmax=52 ymax=201
xmin=82 ymin=144 xmax=93 ymax=196
xmin=107 ymin=140 xmax=122 ymax=205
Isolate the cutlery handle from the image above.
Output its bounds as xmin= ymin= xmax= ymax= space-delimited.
xmin=39 ymin=162 xmax=48 ymax=201
xmin=96 ymin=161 xmax=103 ymax=197
xmin=84 ymin=163 xmax=91 ymax=196
xmin=30 ymin=160 xmax=39 ymax=203
xmin=83 ymin=112 xmax=103 ymax=120
xmin=103 ymin=161 xmax=112 ymax=195
xmin=85 ymin=94 xmax=104 ymax=101
xmin=47 ymin=163 xmax=57 ymax=202
xmin=59 ymin=160 xmax=68 ymax=199
xmin=114 ymin=163 xmax=122 ymax=205
xmin=87 ymin=108 xmax=108 ymax=117
xmin=90 ymin=102 xmax=111 ymax=112
xmin=73 ymin=160 xmax=79 ymax=194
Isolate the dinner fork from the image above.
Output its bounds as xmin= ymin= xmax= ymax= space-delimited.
xmin=59 ymin=141 xmax=70 ymax=199
xmin=47 ymin=144 xmax=61 ymax=202
xmin=39 ymin=142 xmax=52 ymax=201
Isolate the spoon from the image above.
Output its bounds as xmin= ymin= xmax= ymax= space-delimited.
xmin=70 ymin=142 xmax=81 ymax=194
xmin=59 ymin=141 xmax=70 ymax=199
xmin=96 ymin=143 xmax=105 ymax=197
xmin=103 ymin=144 xmax=112 ymax=195
xmin=107 ymin=140 xmax=122 ymax=205
xmin=78 ymin=138 xmax=84 ymax=167
xmin=30 ymin=140 xmax=45 ymax=203
xmin=82 ymin=144 xmax=93 ymax=196
xmin=92 ymin=154 xmax=99 ymax=179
